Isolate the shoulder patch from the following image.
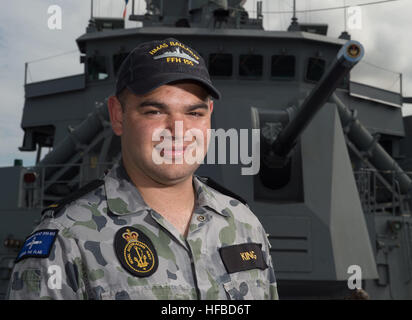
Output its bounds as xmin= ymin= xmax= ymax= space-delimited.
xmin=15 ymin=229 xmax=59 ymax=263
xmin=41 ymin=179 xmax=104 ymax=218
xmin=199 ymin=176 xmax=248 ymax=206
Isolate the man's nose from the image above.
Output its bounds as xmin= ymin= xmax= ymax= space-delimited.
xmin=165 ymin=115 xmax=186 ymax=140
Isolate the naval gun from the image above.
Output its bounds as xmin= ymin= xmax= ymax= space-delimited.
xmin=255 ymin=40 xmax=364 ymax=165
xmin=252 ymin=40 xmax=412 ymax=200
xmin=252 ymin=40 xmax=365 ymax=189
xmin=272 ymin=41 xmax=363 ymax=159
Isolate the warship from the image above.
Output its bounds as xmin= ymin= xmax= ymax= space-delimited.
xmin=1 ymin=0 xmax=412 ymax=299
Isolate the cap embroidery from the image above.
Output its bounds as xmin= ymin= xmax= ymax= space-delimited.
xmin=153 ymin=47 xmax=199 ymax=65
xmin=149 ymin=43 xmax=169 ymax=55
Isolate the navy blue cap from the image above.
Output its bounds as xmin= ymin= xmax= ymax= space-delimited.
xmin=116 ymin=38 xmax=221 ymax=99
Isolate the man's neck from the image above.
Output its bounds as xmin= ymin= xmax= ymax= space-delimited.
xmin=122 ymin=159 xmax=196 ymax=237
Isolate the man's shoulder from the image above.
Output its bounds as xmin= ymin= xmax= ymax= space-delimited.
xmin=196 ymin=176 xmax=261 ymax=226
xmin=196 ymin=176 xmax=248 ymax=206
xmin=11 ymin=179 xmax=109 ymax=273
xmin=41 ymin=179 xmax=107 ymax=228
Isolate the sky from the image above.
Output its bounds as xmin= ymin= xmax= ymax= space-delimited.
xmin=0 ymin=0 xmax=411 ymax=167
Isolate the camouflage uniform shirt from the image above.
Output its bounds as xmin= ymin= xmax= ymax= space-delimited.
xmin=7 ymin=163 xmax=278 ymax=300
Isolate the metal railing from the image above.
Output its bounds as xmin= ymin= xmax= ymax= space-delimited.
xmin=354 ymin=168 xmax=412 ymax=216
xmin=22 ymin=162 xmax=115 ymax=209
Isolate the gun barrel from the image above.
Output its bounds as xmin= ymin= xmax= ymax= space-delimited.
xmin=332 ymin=93 xmax=412 ymax=194
xmin=273 ymin=40 xmax=364 ymax=157
xmin=38 ymin=103 xmax=110 ymax=178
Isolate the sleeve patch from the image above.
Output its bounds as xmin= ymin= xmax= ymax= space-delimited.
xmin=15 ymin=229 xmax=59 ymax=263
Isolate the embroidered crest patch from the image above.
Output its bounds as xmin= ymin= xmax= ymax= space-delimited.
xmin=114 ymin=227 xmax=158 ymax=277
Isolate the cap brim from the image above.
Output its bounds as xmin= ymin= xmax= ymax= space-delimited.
xmin=126 ymin=73 xmax=221 ymax=100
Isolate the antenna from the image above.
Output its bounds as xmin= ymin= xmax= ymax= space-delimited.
xmin=288 ymin=0 xmax=300 ymax=31
xmin=257 ymin=1 xmax=263 ymax=19
xmin=339 ymin=0 xmax=351 ymax=39
xmin=90 ymin=0 xmax=94 ymax=19
xmin=86 ymin=0 xmax=97 ymax=33
xmin=292 ymin=0 xmax=296 ymax=22
xmin=343 ymin=0 xmax=347 ymax=31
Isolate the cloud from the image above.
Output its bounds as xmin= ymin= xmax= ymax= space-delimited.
xmin=0 ymin=1 xmax=89 ymax=167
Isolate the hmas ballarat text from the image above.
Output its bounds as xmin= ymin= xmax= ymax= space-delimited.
xmin=1 ymin=0 xmax=412 ymax=299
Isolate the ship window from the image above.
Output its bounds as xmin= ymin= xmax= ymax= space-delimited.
xmin=113 ymin=52 xmax=130 ymax=76
xmin=87 ymin=56 xmax=109 ymax=81
xmin=306 ymin=58 xmax=325 ymax=82
xmin=271 ymin=55 xmax=295 ymax=78
xmin=239 ymin=54 xmax=263 ymax=77
xmin=209 ymin=53 xmax=232 ymax=77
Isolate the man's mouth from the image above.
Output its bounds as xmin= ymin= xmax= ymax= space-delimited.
xmin=162 ymin=147 xmax=185 ymax=157
xmin=155 ymin=144 xmax=195 ymax=158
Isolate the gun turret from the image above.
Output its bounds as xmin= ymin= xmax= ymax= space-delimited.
xmin=251 ymin=40 xmax=363 ymax=189
xmin=252 ymin=39 xmax=412 ymax=201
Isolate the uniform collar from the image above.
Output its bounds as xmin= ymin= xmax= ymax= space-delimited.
xmin=104 ymin=162 xmax=150 ymax=215
xmin=193 ymin=176 xmax=230 ymax=218
xmin=104 ymin=161 xmax=230 ymax=218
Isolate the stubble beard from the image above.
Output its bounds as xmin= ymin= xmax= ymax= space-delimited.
xmin=124 ymin=145 xmax=202 ymax=187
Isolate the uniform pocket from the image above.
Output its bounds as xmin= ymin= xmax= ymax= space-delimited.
xmin=223 ymin=279 xmax=269 ymax=300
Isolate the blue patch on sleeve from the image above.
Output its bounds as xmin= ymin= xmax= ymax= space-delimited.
xmin=15 ymin=229 xmax=59 ymax=263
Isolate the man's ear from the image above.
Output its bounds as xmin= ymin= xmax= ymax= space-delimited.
xmin=209 ymin=99 xmax=214 ymax=114
xmin=108 ymin=95 xmax=123 ymax=136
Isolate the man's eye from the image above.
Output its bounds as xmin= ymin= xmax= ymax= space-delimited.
xmin=145 ymin=110 xmax=161 ymax=115
xmin=188 ymin=112 xmax=203 ymax=117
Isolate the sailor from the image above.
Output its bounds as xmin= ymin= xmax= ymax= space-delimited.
xmin=7 ymin=38 xmax=279 ymax=300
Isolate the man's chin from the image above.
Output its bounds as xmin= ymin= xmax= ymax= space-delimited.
xmin=148 ymin=164 xmax=200 ymax=186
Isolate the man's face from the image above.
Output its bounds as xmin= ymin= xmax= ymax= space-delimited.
xmin=108 ymin=82 xmax=214 ymax=185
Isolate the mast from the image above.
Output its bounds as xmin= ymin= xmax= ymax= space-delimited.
xmin=87 ymin=0 xmax=97 ymax=33
xmin=288 ymin=0 xmax=300 ymax=31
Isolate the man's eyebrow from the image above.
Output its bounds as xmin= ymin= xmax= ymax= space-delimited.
xmin=138 ymin=100 xmax=209 ymax=111
xmin=186 ymin=102 xmax=209 ymax=112
xmin=138 ymin=101 xmax=167 ymax=109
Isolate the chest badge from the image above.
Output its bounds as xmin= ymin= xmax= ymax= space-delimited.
xmin=114 ymin=227 xmax=158 ymax=277
xmin=219 ymin=243 xmax=268 ymax=274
